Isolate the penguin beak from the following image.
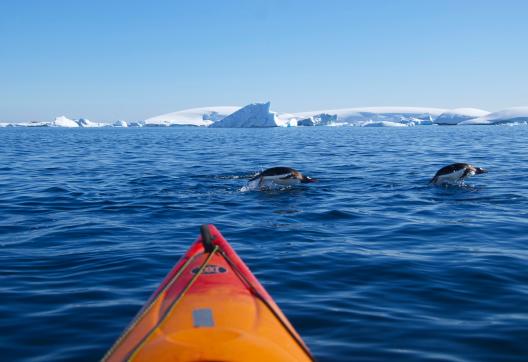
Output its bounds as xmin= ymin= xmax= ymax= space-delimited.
xmin=302 ymin=176 xmax=317 ymax=183
xmin=476 ymin=168 xmax=488 ymax=174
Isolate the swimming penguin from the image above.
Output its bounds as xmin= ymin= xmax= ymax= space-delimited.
xmin=249 ymin=167 xmax=317 ymax=188
xmin=430 ymin=163 xmax=488 ymax=185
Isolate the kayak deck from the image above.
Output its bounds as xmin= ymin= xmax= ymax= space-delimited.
xmin=103 ymin=224 xmax=314 ymax=362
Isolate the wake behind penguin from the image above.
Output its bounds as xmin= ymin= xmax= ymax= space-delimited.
xmin=242 ymin=167 xmax=317 ymax=191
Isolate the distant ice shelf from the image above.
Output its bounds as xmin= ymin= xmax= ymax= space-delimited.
xmin=2 ymin=103 xmax=527 ymax=128
xmin=458 ymin=107 xmax=528 ymax=125
xmin=144 ymin=106 xmax=240 ymax=127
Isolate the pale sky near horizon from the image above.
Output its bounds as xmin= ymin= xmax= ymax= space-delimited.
xmin=1 ymin=0 xmax=527 ymax=122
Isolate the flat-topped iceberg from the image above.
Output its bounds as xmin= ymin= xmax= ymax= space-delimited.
xmin=459 ymin=107 xmax=528 ymax=125
xmin=289 ymin=106 xmax=446 ymax=126
xmin=434 ymin=108 xmax=489 ymax=125
xmin=145 ymin=106 xmax=240 ymax=127
xmin=209 ymin=102 xmax=281 ymax=128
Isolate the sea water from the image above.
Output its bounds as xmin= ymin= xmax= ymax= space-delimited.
xmin=0 ymin=126 xmax=527 ymax=361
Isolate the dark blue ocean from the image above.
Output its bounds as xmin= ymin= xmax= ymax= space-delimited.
xmin=1 ymin=126 xmax=527 ymax=361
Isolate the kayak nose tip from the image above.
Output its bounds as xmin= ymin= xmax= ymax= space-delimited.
xmin=200 ymin=224 xmax=215 ymax=253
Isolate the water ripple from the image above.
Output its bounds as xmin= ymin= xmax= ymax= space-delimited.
xmin=0 ymin=127 xmax=527 ymax=361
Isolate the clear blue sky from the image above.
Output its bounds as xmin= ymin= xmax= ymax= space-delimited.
xmin=1 ymin=0 xmax=527 ymax=121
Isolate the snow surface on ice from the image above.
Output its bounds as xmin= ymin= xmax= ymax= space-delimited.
xmin=459 ymin=107 xmax=528 ymax=125
xmin=360 ymin=120 xmax=409 ymax=127
xmin=51 ymin=116 xmax=79 ymax=128
xmin=288 ymin=107 xmax=446 ymax=126
xmin=112 ymin=120 xmax=128 ymax=127
xmin=77 ymin=118 xmax=107 ymax=128
xmin=434 ymin=108 xmax=489 ymax=125
xmin=2 ymin=104 xmax=528 ymax=128
xmin=297 ymin=113 xmax=338 ymax=126
xmin=144 ymin=106 xmax=240 ymax=127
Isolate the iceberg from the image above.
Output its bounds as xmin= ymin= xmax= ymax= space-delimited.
xmin=145 ymin=106 xmax=240 ymax=127
xmin=20 ymin=121 xmax=51 ymax=127
xmin=5 ymin=117 xmax=108 ymax=128
xmin=297 ymin=113 xmax=338 ymax=126
xmin=2 ymin=105 xmax=528 ymax=129
xmin=434 ymin=108 xmax=489 ymax=125
xmin=0 ymin=120 xmax=51 ymax=127
xmin=128 ymin=121 xmax=144 ymax=127
xmin=399 ymin=116 xmax=434 ymax=126
xmin=459 ymin=107 xmax=528 ymax=125
xmin=112 ymin=120 xmax=128 ymax=127
xmin=51 ymin=116 xmax=79 ymax=128
xmin=209 ymin=102 xmax=282 ymax=128
xmin=77 ymin=118 xmax=106 ymax=128
xmin=290 ymin=107 xmax=446 ymax=126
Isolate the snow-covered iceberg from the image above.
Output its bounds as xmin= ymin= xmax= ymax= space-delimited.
xmin=14 ymin=121 xmax=50 ymax=127
xmin=144 ymin=106 xmax=240 ymax=127
xmin=297 ymin=113 xmax=338 ymax=126
xmin=209 ymin=102 xmax=282 ymax=128
xmin=2 ymin=105 xmax=528 ymax=129
xmin=459 ymin=107 xmax=528 ymax=125
xmin=112 ymin=120 xmax=128 ymax=127
xmin=1 ymin=116 xmax=118 ymax=128
xmin=290 ymin=107 xmax=446 ymax=126
xmin=51 ymin=116 xmax=79 ymax=128
xmin=77 ymin=118 xmax=107 ymax=128
xmin=399 ymin=117 xmax=434 ymax=126
xmin=434 ymin=108 xmax=489 ymax=125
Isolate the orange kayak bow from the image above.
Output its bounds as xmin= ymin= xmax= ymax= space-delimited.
xmin=103 ymin=224 xmax=314 ymax=361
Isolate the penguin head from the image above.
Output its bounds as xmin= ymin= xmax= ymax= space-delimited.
xmin=475 ymin=167 xmax=488 ymax=175
xmin=301 ymin=175 xmax=317 ymax=183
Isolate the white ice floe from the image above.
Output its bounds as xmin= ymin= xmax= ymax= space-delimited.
xmin=434 ymin=108 xmax=490 ymax=125
xmin=458 ymin=107 xmax=528 ymax=125
xmin=209 ymin=102 xmax=281 ymax=128
xmin=144 ymin=106 xmax=240 ymax=127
